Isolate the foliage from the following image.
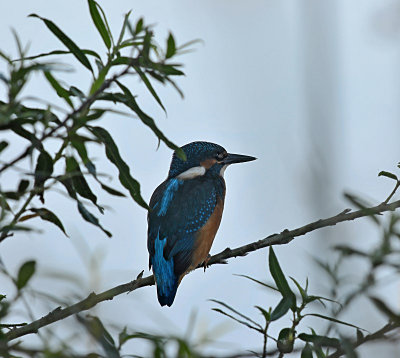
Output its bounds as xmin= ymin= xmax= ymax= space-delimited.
xmin=1 ymin=2 xmax=400 ymax=357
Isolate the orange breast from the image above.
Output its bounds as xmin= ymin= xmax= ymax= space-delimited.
xmin=178 ymin=198 xmax=224 ymax=282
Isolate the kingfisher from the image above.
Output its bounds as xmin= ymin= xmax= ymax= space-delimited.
xmin=147 ymin=141 xmax=256 ymax=306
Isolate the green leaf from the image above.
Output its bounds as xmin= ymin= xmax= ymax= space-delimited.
xmin=0 ymin=141 xmax=8 ymax=153
xmin=11 ymin=126 xmax=42 ymax=149
xmin=34 ymin=150 xmax=54 ymax=203
xmin=16 ymin=49 xmax=101 ymax=62
xmin=304 ymin=313 xmax=365 ymax=331
xmin=88 ymin=0 xmax=111 ymax=49
xmin=378 ymin=170 xmax=398 ymax=181
xmin=255 ymin=305 xmax=270 ymax=322
xmin=44 ymin=71 xmax=73 ymax=107
xmin=66 ymin=156 xmax=103 ymax=213
xmin=17 ymin=180 xmax=29 ymax=194
xmin=166 ymin=33 xmax=176 ymax=59
xmin=234 ymin=274 xmax=279 ymax=291
xmin=30 ymin=208 xmax=68 ymax=236
xmin=77 ymin=201 xmax=111 ymax=237
xmin=16 ymin=260 xmax=36 ymax=290
xmin=77 ymin=315 xmax=120 ymax=358
xmin=90 ymin=64 xmax=110 ymax=94
xmin=116 ymin=11 xmax=132 ymax=48
xmin=289 ymin=276 xmax=307 ymax=300
xmin=212 ymin=308 xmax=261 ymax=332
xmin=269 ymin=247 xmax=296 ymax=309
xmin=133 ymin=66 xmax=165 ymax=111
xmin=70 ymin=137 xmax=97 ymax=176
xmin=210 ymin=299 xmax=261 ymax=328
xmin=301 ymin=344 xmax=313 ymax=358
xmin=89 ymin=126 xmax=149 ymax=209
xmin=135 ymin=18 xmax=143 ymax=35
xmin=270 ymin=296 xmax=292 ymax=321
xmin=100 ymin=183 xmax=126 ymax=197
xmin=29 ymin=14 xmax=93 ymax=72
xmin=298 ymin=333 xmax=341 ymax=348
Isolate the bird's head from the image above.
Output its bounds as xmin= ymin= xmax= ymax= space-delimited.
xmin=168 ymin=141 xmax=256 ymax=180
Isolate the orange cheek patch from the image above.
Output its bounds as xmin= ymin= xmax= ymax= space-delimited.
xmin=200 ymin=158 xmax=217 ymax=169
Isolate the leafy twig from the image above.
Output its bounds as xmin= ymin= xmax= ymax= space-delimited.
xmin=4 ymin=199 xmax=400 ymax=342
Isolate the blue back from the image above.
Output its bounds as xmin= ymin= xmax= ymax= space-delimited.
xmin=148 ymin=172 xmax=225 ymax=306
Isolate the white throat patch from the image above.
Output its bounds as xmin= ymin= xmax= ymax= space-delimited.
xmin=219 ymin=164 xmax=229 ymax=177
xmin=177 ymin=166 xmax=206 ymax=180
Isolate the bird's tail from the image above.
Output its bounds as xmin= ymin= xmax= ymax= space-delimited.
xmin=156 ymin=276 xmax=178 ymax=307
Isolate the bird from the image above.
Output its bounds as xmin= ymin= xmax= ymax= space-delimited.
xmin=147 ymin=141 xmax=256 ymax=306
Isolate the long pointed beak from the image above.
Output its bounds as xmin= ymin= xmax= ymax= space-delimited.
xmin=223 ymin=153 xmax=257 ymax=165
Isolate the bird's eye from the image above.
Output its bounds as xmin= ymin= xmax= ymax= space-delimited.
xmin=216 ymin=152 xmax=226 ymax=161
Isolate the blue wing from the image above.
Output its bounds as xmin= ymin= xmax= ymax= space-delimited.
xmin=147 ymin=176 xmax=222 ymax=306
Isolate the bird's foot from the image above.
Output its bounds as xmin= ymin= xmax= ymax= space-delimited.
xmin=203 ymin=254 xmax=211 ymax=272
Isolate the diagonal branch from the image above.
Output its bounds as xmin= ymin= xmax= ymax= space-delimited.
xmin=4 ymin=199 xmax=400 ymax=342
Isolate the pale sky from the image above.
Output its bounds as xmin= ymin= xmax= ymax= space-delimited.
xmin=1 ymin=0 xmax=400 ymax=356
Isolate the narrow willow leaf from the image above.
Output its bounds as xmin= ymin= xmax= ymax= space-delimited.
xmin=301 ymin=344 xmax=313 ymax=358
xmin=298 ymin=333 xmax=341 ymax=348
xmin=44 ymin=71 xmax=73 ymax=107
xmin=255 ymin=306 xmax=270 ymax=322
xmin=11 ymin=126 xmax=42 ymax=149
xmin=29 ymin=14 xmax=93 ymax=72
xmin=304 ymin=313 xmax=366 ymax=331
xmin=116 ymin=11 xmax=132 ymax=47
xmin=133 ymin=66 xmax=165 ymax=111
xmin=269 ymin=247 xmax=296 ymax=309
xmin=0 ymin=141 xmax=8 ymax=153
xmin=34 ymin=150 xmax=54 ymax=203
xmin=66 ymin=156 xmax=103 ymax=213
xmin=17 ymin=49 xmax=101 ymax=62
xmin=166 ymin=33 xmax=176 ymax=59
xmin=210 ymin=299 xmax=261 ymax=328
xmin=234 ymin=274 xmax=279 ymax=291
xmin=289 ymin=276 xmax=307 ymax=300
xmin=89 ymin=126 xmax=149 ymax=209
xmin=212 ymin=308 xmax=261 ymax=332
xmin=77 ymin=202 xmax=111 ymax=237
xmin=100 ymin=183 xmax=126 ymax=197
xmin=77 ymin=315 xmax=120 ymax=358
xmin=90 ymin=64 xmax=110 ymax=95
xmin=270 ymin=296 xmax=292 ymax=321
xmin=16 ymin=260 xmax=36 ymax=290
xmin=153 ymin=63 xmax=184 ymax=76
xmin=135 ymin=18 xmax=143 ymax=34
xmin=88 ymin=0 xmax=111 ymax=49
xmin=17 ymin=180 xmax=29 ymax=193
xmin=31 ymin=208 xmax=68 ymax=236
xmin=378 ymin=170 xmax=398 ymax=181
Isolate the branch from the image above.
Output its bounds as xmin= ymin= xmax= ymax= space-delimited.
xmin=4 ymin=199 xmax=400 ymax=342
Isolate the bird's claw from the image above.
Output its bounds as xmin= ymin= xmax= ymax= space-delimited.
xmin=203 ymin=254 xmax=211 ymax=272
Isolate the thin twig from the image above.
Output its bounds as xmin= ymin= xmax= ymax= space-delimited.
xmin=4 ymin=199 xmax=400 ymax=342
